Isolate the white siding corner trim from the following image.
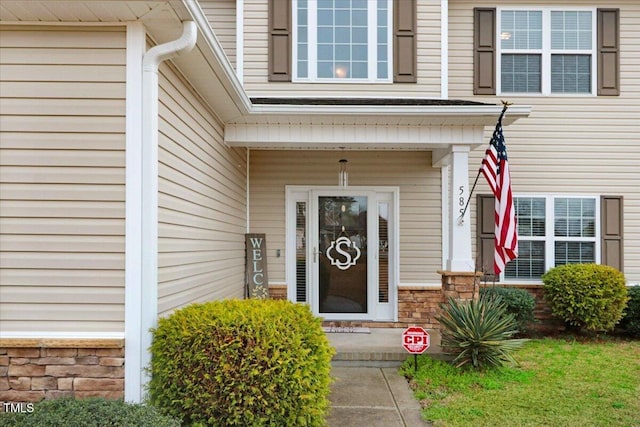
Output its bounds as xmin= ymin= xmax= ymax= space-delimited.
xmin=441 ymin=0 xmax=449 ymax=99
xmin=236 ymin=0 xmax=244 ymax=84
xmin=441 ymin=165 xmax=450 ymax=270
xmin=124 ymin=21 xmax=144 ymax=404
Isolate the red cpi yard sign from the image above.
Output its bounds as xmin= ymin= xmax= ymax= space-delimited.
xmin=402 ymin=326 xmax=430 ymax=354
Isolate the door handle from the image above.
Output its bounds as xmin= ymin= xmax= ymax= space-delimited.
xmin=313 ymin=247 xmax=320 ymax=263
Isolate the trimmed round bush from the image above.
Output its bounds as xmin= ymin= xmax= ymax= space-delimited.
xmin=148 ymin=299 xmax=335 ymax=427
xmin=0 ymin=397 xmax=179 ymax=427
xmin=542 ymin=264 xmax=628 ymax=332
xmin=480 ymin=286 xmax=536 ymax=333
xmin=619 ymin=286 xmax=640 ymax=337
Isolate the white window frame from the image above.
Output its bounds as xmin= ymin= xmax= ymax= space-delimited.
xmin=497 ymin=7 xmax=597 ymax=96
xmin=285 ymin=186 xmax=399 ymax=321
xmin=292 ymin=0 xmax=393 ymax=83
xmin=502 ymin=194 xmax=600 ymax=284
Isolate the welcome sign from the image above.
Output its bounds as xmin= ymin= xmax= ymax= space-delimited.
xmin=245 ymin=233 xmax=269 ymax=299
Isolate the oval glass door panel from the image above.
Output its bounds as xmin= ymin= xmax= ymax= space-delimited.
xmin=318 ymin=196 xmax=367 ymax=313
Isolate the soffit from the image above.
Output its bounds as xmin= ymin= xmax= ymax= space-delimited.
xmin=0 ymin=1 xmax=166 ymax=22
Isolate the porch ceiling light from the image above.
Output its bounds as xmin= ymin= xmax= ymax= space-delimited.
xmin=339 ymin=159 xmax=348 ymax=187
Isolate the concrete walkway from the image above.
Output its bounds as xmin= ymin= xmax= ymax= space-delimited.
xmin=325 ymin=329 xmax=437 ymax=427
xmin=327 ymin=367 xmax=430 ymax=427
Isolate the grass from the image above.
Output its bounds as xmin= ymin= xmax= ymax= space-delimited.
xmin=401 ymin=338 xmax=640 ymax=427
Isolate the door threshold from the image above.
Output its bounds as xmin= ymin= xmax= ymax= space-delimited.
xmin=322 ymin=326 xmax=371 ymax=334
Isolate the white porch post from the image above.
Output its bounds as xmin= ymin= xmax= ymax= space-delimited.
xmin=446 ymin=145 xmax=475 ymax=272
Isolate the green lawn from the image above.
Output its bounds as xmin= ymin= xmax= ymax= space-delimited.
xmin=401 ymin=338 xmax=640 ymax=427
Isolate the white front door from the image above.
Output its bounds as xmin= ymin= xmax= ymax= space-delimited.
xmin=286 ymin=187 xmax=398 ymax=321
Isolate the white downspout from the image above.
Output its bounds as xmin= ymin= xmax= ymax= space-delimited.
xmin=138 ymin=21 xmax=197 ymax=401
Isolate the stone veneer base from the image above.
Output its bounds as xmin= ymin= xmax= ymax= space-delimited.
xmin=269 ymin=273 xmax=560 ymax=332
xmin=0 ymin=339 xmax=124 ymax=406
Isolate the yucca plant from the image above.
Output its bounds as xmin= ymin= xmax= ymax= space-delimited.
xmin=436 ymin=294 xmax=528 ymax=370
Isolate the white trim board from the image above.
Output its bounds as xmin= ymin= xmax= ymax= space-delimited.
xmin=0 ymin=332 xmax=125 ymax=340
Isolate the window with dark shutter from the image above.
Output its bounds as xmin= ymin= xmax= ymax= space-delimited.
xmin=473 ymin=8 xmax=496 ymax=95
xmin=476 ymin=194 xmax=497 ymax=281
xmin=393 ymin=0 xmax=416 ymax=83
xmin=268 ymin=0 xmax=291 ymax=82
xmin=597 ymin=8 xmax=620 ymax=96
xmin=601 ymin=196 xmax=624 ymax=271
xmin=269 ymin=0 xmax=416 ymax=83
xmin=478 ymin=194 xmax=624 ymax=281
xmin=483 ymin=7 xmax=619 ymax=96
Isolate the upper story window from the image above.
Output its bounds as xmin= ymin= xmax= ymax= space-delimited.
xmin=498 ymin=8 xmax=596 ymax=95
xmin=293 ymin=0 xmax=392 ymax=82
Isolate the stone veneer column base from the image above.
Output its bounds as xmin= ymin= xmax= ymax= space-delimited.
xmin=0 ymin=339 xmax=124 ymax=405
xmin=438 ymin=270 xmax=482 ymax=302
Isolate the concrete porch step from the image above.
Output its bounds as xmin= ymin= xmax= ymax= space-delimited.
xmin=326 ymin=328 xmax=442 ymax=368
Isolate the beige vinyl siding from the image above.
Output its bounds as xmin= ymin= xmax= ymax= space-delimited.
xmin=0 ymin=26 xmax=126 ymax=333
xmin=449 ymin=1 xmax=640 ymax=283
xmin=200 ymin=0 xmax=237 ymax=69
xmin=249 ymin=150 xmax=442 ymax=285
xmin=242 ymin=0 xmax=441 ymax=97
xmin=157 ymin=62 xmax=247 ymax=317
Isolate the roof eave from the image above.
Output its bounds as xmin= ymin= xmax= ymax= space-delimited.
xmin=247 ymin=104 xmax=531 ymax=126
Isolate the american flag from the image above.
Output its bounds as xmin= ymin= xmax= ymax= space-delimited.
xmin=481 ymin=108 xmax=518 ymax=275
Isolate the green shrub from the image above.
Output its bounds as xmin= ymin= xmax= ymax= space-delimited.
xmin=0 ymin=397 xmax=179 ymax=427
xmin=148 ymin=299 xmax=335 ymax=427
xmin=436 ymin=295 xmax=528 ymax=370
xmin=619 ymin=286 xmax=640 ymax=337
xmin=480 ymin=286 xmax=536 ymax=332
xmin=542 ymin=264 xmax=628 ymax=332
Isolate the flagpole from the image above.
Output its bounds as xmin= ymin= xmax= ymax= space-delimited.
xmin=457 ymin=101 xmax=512 ymax=224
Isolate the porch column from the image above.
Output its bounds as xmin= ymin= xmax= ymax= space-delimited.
xmin=446 ymin=145 xmax=475 ymax=272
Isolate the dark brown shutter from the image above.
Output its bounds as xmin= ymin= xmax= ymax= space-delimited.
xmin=601 ymin=196 xmax=624 ymax=271
xmin=268 ymin=0 xmax=291 ymax=82
xmin=393 ymin=0 xmax=416 ymax=83
xmin=473 ymin=8 xmax=496 ymax=95
xmin=597 ymin=9 xmax=620 ymax=96
xmin=477 ymin=194 xmax=497 ymax=280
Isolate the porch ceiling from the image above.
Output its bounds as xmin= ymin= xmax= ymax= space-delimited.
xmin=0 ymin=0 xmax=531 ymax=149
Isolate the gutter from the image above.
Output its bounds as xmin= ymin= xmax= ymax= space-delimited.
xmin=135 ymin=20 xmax=197 ymax=402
